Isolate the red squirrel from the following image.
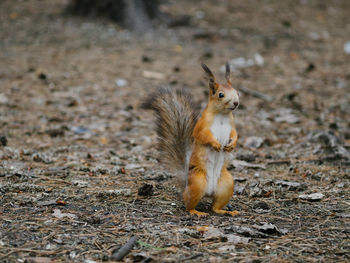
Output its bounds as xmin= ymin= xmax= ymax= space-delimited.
xmin=143 ymin=63 xmax=240 ymax=216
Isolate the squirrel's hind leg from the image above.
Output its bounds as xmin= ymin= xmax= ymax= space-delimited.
xmin=183 ymin=170 xmax=208 ymax=217
xmin=212 ymin=168 xmax=239 ymax=216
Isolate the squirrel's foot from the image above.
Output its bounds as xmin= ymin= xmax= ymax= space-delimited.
xmin=213 ymin=209 xmax=240 ymax=217
xmin=189 ymin=209 xmax=208 ymax=217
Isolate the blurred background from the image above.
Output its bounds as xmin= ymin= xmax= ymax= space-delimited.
xmin=1 ymin=0 xmax=349 ymax=162
xmin=0 ymin=0 xmax=349 ymax=262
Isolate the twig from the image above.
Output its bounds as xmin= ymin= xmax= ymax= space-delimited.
xmin=111 ymin=236 xmax=138 ymax=261
xmin=34 ymin=175 xmax=71 ymax=185
xmin=183 ymin=253 xmax=203 ymax=261
xmin=267 ymin=159 xmax=291 ymax=165
xmin=0 ymin=247 xmax=63 ymax=260
xmin=239 ymin=85 xmax=273 ymax=102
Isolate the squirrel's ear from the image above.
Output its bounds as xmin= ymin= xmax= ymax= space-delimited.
xmin=225 ymin=62 xmax=231 ymax=85
xmin=201 ymin=63 xmax=215 ymax=80
xmin=201 ymin=63 xmax=217 ymax=95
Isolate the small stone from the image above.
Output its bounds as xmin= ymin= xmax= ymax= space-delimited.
xmin=252 ymin=201 xmax=270 ymax=212
xmin=115 ymin=79 xmax=128 ymax=87
xmin=46 ymin=128 xmax=65 ymax=137
xmin=249 ymin=184 xmax=266 ymax=198
xmin=141 ymin=55 xmax=152 ymax=63
xmin=72 ymin=180 xmax=89 ymax=188
xmin=275 ymin=113 xmax=300 ymax=124
xmin=337 ymin=213 xmax=350 ymax=218
xmin=244 ymin=136 xmax=264 ymax=149
xmin=252 ymin=223 xmax=282 ymax=235
xmin=52 ymin=209 xmax=77 ymax=219
xmin=142 ymin=71 xmax=165 ymax=80
xmin=305 ymin=62 xmax=316 ymax=73
xmin=234 ymin=184 xmax=246 ymax=195
xmin=0 ymin=93 xmax=8 ymax=104
xmin=65 ymin=97 xmax=78 ymax=107
xmin=218 ymin=245 xmax=236 ymax=252
xmin=0 ymin=136 xmax=7 ymax=146
xmin=226 ymin=234 xmax=250 ymax=244
xmin=69 ymin=251 xmax=77 ymax=259
xmin=201 ymin=50 xmax=213 ymax=59
xmin=38 ymin=72 xmax=47 ymax=80
xmin=274 ymin=108 xmax=300 ymax=124
xmin=344 ymin=41 xmax=350 ymax=54
xmin=254 ymin=53 xmax=264 ymax=66
xmin=71 ymin=126 xmax=89 ymax=134
xmin=138 ymin=184 xmax=154 ymax=196
xmin=299 ymin=193 xmax=324 ymax=201
xmin=275 ymin=180 xmax=303 ymax=191
xmin=237 ymin=153 xmax=256 ymax=162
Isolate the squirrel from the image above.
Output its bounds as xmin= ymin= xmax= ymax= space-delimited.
xmin=143 ymin=63 xmax=240 ymax=216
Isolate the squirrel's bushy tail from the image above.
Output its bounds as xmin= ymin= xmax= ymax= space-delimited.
xmin=142 ymin=87 xmax=198 ymax=180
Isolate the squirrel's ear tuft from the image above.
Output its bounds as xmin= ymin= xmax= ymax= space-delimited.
xmin=225 ymin=62 xmax=231 ymax=85
xmin=201 ymin=63 xmax=217 ymax=95
xmin=201 ymin=63 xmax=215 ymax=80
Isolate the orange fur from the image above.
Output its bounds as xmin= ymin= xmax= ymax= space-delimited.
xmin=145 ymin=63 xmax=240 ymax=216
xmin=184 ymin=107 xmax=238 ymax=216
xmin=212 ymin=168 xmax=239 ymax=216
xmin=183 ymin=169 xmax=207 ymax=216
xmin=183 ymin=64 xmax=240 ymax=216
xmin=193 ymin=109 xmax=221 ymax=151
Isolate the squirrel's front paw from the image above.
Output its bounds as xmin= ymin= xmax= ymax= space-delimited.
xmin=224 ymin=139 xmax=236 ymax=152
xmin=211 ymin=141 xmax=221 ymax=152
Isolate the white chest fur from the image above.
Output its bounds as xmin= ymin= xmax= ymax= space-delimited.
xmin=206 ymin=114 xmax=231 ymax=195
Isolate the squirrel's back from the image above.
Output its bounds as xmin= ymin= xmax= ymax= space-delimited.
xmin=142 ymin=87 xmax=198 ymax=180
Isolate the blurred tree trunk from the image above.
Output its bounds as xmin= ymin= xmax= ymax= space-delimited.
xmin=67 ymin=0 xmax=161 ymax=33
xmin=67 ymin=0 xmax=190 ymax=32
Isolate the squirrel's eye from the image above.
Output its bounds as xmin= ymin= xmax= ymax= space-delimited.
xmin=218 ymin=92 xmax=224 ymax=98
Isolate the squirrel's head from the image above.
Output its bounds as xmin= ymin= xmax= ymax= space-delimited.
xmin=201 ymin=63 xmax=240 ymax=113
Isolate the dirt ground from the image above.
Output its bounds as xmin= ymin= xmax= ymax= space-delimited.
xmin=0 ymin=0 xmax=349 ymax=262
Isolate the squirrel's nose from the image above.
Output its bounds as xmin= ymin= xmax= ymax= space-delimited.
xmin=233 ymin=102 xmax=239 ymax=106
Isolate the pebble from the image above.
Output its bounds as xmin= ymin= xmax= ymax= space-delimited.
xmin=0 ymin=93 xmax=8 ymax=104
xmin=142 ymin=71 xmax=165 ymax=80
xmin=274 ymin=108 xmax=300 ymax=124
xmin=244 ymin=136 xmax=264 ymax=149
xmin=0 ymin=136 xmax=7 ymax=146
xmin=71 ymin=126 xmax=89 ymax=134
xmin=299 ymin=193 xmax=324 ymax=201
xmin=344 ymin=41 xmax=350 ymax=54
xmin=275 ymin=180 xmax=302 ymax=191
xmin=115 ymin=79 xmax=128 ymax=87
xmin=138 ymin=183 xmax=154 ymax=196
xmin=222 ymin=53 xmax=264 ymax=72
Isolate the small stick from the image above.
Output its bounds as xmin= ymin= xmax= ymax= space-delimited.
xmin=111 ymin=236 xmax=137 ymax=261
xmin=267 ymin=159 xmax=291 ymax=165
xmin=239 ymin=85 xmax=273 ymax=102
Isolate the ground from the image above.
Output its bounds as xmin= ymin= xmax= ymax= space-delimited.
xmin=0 ymin=0 xmax=349 ymax=262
